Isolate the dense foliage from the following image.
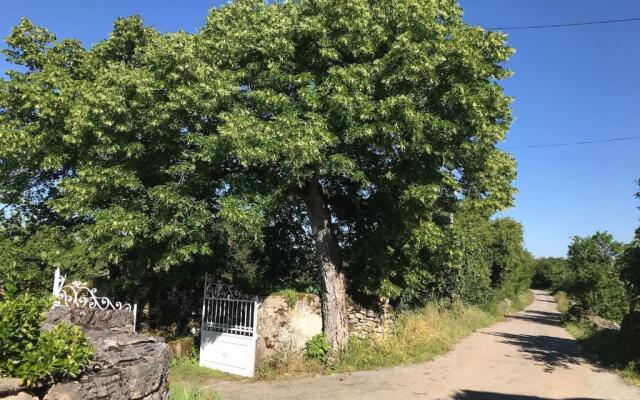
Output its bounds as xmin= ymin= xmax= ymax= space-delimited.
xmin=618 ymin=310 xmax=640 ymax=364
xmin=566 ymin=232 xmax=628 ymax=321
xmin=532 ymin=257 xmax=571 ymax=291
xmin=620 ymin=182 xmax=640 ymax=307
xmin=618 ymin=182 xmax=640 ymax=365
xmin=548 ymin=182 xmax=640 ymax=325
xmin=418 ymin=211 xmax=534 ymax=309
xmin=0 ymin=0 xmax=528 ymax=344
xmin=0 ymin=293 xmax=94 ymax=385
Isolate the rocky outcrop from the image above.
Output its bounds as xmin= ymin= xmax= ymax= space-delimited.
xmin=1 ymin=307 xmax=170 ymax=400
xmin=2 ymin=393 xmax=38 ymax=400
xmin=0 ymin=378 xmax=37 ymax=400
xmin=45 ymin=306 xmax=135 ymax=332
xmin=0 ymin=379 xmax=23 ymax=397
xmin=43 ymin=330 xmax=170 ymax=400
xmin=44 ymin=329 xmax=170 ymax=400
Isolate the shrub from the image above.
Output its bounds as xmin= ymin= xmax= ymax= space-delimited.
xmin=304 ymin=334 xmax=331 ymax=362
xmin=618 ymin=311 xmax=640 ymax=364
xmin=274 ymin=289 xmax=298 ymax=309
xmin=621 ymin=236 xmax=640 ymax=304
xmin=567 ymin=232 xmax=628 ymax=321
xmin=532 ymin=257 xmax=572 ymax=291
xmin=0 ymin=293 xmax=48 ymax=372
xmin=0 ymin=293 xmax=94 ymax=386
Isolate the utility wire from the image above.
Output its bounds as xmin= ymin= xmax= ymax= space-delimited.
xmin=502 ymin=135 xmax=640 ymax=150
xmin=488 ymin=17 xmax=640 ymax=31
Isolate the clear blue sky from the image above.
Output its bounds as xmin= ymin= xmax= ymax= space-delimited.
xmin=1 ymin=1 xmax=639 ymax=258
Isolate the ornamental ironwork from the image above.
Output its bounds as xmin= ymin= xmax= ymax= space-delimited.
xmin=205 ymin=282 xmax=255 ymax=301
xmin=201 ymin=274 xmax=259 ymax=337
xmin=52 ymin=268 xmax=138 ymax=330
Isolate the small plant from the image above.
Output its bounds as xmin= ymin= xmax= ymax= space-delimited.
xmin=0 ymin=293 xmax=94 ymax=386
xmin=304 ymin=333 xmax=331 ymax=362
xmin=275 ymin=289 xmax=298 ymax=309
xmin=169 ymin=383 xmax=220 ymax=400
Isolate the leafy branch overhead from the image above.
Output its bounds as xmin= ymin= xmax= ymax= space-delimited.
xmin=1 ymin=0 xmax=522 ymax=347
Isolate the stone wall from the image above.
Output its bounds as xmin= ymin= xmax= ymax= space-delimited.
xmin=1 ymin=307 xmax=170 ymax=400
xmin=256 ymin=294 xmax=394 ymax=364
xmin=256 ymin=294 xmax=322 ymax=364
xmin=347 ymin=298 xmax=394 ymax=339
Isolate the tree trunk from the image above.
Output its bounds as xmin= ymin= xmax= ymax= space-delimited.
xmin=302 ymin=176 xmax=350 ymax=353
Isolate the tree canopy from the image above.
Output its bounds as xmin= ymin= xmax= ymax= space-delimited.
xmin=566 ymin=232 xmax=628 ymax=321
xmin=1 ymin=0 xmax=520 ymax=348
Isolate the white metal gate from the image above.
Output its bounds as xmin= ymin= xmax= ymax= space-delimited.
xmin=199 ymin=275 xmax=259 ymax=377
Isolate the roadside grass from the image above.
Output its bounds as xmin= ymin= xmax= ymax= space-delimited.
xmin=169 ymin=291 xmax=534 ymax=383
xmin=553 ymin=291 xmax=570 ymax=313
xmin=554 ymin=293 xmax=640 ymax=387
xmin=168 ymin=355 xmax=241 ymax=398
xmin=334 ymin=301 xmax=500 ymax=372
xmin=168 ymin=382 xmax=221 ymax=400
xmin=257 ymin=290 xmax=534 ymax=379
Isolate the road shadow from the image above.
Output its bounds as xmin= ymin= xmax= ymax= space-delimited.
xmin=450 ymin=390 xmax=604 ymax=400
xmin=484 ymin=332 xmax=584 ymax=372
xmin=509 ymin=310 xmax=563 ymax=327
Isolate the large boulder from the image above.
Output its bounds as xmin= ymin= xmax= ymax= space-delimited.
xmin=0 ymin=378 xmax=22 ymax=397
xmin=43 ymin=330 xmax=170 ymax=400
xmin=37 ymin=305 xmax=171 ymax=400
xmin=44 ymin=306 xmax=135 ymax=332
xmin=0 ymin=378 xmax=37 ymax=400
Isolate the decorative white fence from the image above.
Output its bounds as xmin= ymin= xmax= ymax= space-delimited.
xmin=52 ymin=268 xmax=138 ymax=331
xmin=199 ymin=274 xmax=259 ymax=377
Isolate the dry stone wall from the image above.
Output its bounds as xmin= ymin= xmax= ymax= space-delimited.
xmin=256 ymin=294 xmax=322 ymax=363
xmin=347 ymin=298 xmax=394 ymax=339
xmin=256 ymin=293 xmax=394 ymax=364
xmin=1 ymin=307 xmax=170 ymax=400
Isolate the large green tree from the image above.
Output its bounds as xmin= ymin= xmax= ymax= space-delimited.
xmin=621 ymin=180 xmax=640 ymax=306
xmin=197 ymin=0 xmax=516 ymax=348
xmin=531 ymin=257 xmax=571 ymax=291
xmin=1 ymin=0 xmax=516 ymax=350
xmin=567 ymin=232 xmax=628 ymax=321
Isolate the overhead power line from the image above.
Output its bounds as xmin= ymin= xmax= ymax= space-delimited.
xmin=488 ymin=17 xmax=640 ymax=31
xmin=502 ymin=135 xmax=640 ymax=150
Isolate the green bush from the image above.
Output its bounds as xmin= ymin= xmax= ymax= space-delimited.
xmin=619 ymin=311 xmax=640 ymax=363
xmin=532 ymin=257 xmax=572 ymax=291
xmin=567 ymin=232 xmax=628 ymax=322
xmin=0 ymin=293 xmax=94 ymax=386
xmin=304 ymin=334 xmax=331 ymax=362
xmin=621 ymin=236 xmax=640 ymax=304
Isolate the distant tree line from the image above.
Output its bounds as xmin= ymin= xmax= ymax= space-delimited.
xmin=533 ymin=181 xmax=640 ymax=322
xmin=533 ymin=180 xmax=640 ymax=364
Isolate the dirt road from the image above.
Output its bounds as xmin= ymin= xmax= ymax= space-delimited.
xmin=211 ymin=290 xmax=640 ymax=399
